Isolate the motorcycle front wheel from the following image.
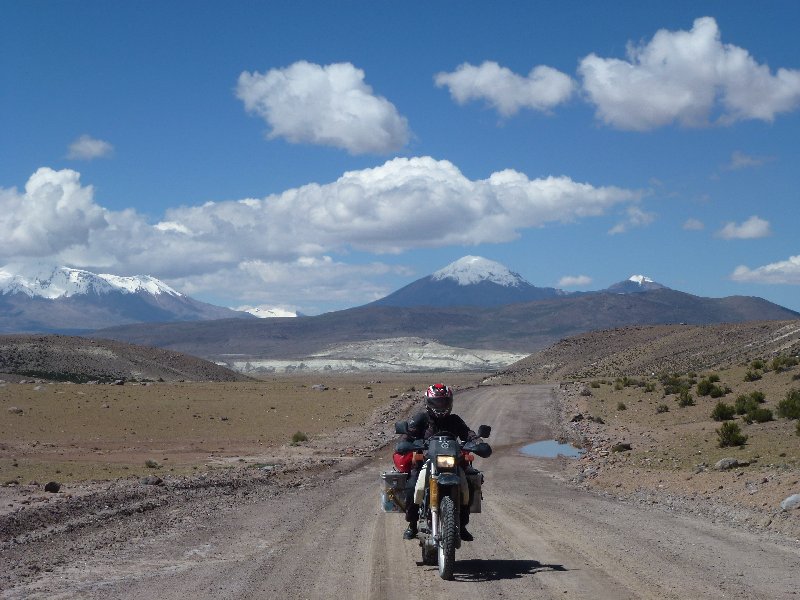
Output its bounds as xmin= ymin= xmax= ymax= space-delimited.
xmin=437 ymin=496 xmax=457 ymax=580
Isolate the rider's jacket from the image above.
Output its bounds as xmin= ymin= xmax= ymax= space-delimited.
xmin=400 ymin=411 xmax=478 ymax=445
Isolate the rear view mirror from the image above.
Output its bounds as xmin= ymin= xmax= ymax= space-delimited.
xmin=395 ymin=420 xmax=409 ymax=435
xmin=477 ymin=424 xmax=491 ymax=438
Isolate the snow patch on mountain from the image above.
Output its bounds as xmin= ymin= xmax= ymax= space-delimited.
xmin=629 ymin=275 xmax=654 ymax=285
xmin=432 ymin=256 xmax=527 ymax=287
xmin=239 ymin=306 xmax=298 ymax=318
xmin=0 ymin=266 xmax=181 ymax=299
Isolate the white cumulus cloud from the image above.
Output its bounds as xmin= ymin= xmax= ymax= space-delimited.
xmin=731 ymin=255 xmax=800 ymax=284
xmin=236 ymin=61 xmax=409 ymax=154
xmin=66 ymin=135 xmax=114 ymax=160
xmin=579 ymin=17 xmax=800 ymax=130
xmin=434 ymin=61 xmax=575 ymax=116
xmin=558 ymin=275 xmax=592 ymax=288
xmin=0 ymin=168 xmax=108 ymax=258
xmin=717 ymin=215 xmax=771 ymax=239
xmin=155 ymin=157 xmax=642 ymax=257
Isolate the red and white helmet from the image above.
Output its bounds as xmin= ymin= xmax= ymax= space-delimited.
xmin=425 ymin=383 xmax=453 ymax=418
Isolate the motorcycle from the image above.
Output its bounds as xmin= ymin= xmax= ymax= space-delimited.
xmin=394 ymin=422 xmax=492 ymax=580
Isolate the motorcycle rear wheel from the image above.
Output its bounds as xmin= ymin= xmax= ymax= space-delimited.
xmin=437 ymin=496 xmax=457 ymax=580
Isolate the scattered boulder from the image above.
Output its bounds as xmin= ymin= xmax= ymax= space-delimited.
xmin=714 ymin=458 xmax=749 ymax=471
xmin=611 ymin=442 xmax=632 ymax=452
xmin=44 ymin=481 xmax=61 ymax=493
xmin=140 ymin=475 xmax=163 ymax=486
xmin=570 ymin=413 xmax=584 ymax=422
xmin=780 ymin=494 xmax=800 ymax=511
xmin=8 ymin=406 xmax=24 ymax=414
xmin=311 ymin=384 xmax=328 ymax=391
xmin=588 ymin=416 xmax=605 ymax=424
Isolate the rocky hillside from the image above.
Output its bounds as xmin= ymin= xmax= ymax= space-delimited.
xmin=489 ymin=320 xmax=800 ymax=383
xmin=0 ymin=335 xmax=249 ymax=382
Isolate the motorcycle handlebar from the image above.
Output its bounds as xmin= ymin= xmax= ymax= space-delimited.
xmin=396 ymin=437 xmax=492 ymax=458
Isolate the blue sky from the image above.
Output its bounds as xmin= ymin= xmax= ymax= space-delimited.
xmin=2 ymin=1 xmax=799 ymax=314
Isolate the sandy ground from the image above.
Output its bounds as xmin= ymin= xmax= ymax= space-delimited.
xmin=2 ymin=384 xmax=799 ymax=599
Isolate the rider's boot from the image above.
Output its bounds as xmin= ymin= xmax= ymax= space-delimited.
xmin=403 ymin=523 xmax=418 ymax=540
xmin=459 ymin=526 xmax=474 ymax=542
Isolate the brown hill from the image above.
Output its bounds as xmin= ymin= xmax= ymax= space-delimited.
xmin=0 ymin=335 xmax=249 ymax=383
xmin=490 ymin=320 xmax=800 ymax=382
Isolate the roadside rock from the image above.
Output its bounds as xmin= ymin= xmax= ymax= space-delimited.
xmin=140 ymin=475 xmax=164 ymax=486
xmin=8 ymin=407 xmax=24 ymax=414
xmin=780 ymin=493 xmax=800 ymax=511
xmin=715 ymin=458 xmax=749 ymax=471
xmin=43 ymin=482 xmax=61 ymax=493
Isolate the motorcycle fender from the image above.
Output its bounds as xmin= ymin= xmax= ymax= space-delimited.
xmin=413 ymin=468 xmax=426 ymax=505
xmin=437 ymin=473 xmax=460 ymax=486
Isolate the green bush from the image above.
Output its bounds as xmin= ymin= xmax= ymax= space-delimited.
xmin=744 ymin=370 xmax=762 ymax=382
xmin=742 ymin=408 xmax=773 ymax=424
xmin=291 ymin=431 xmax=309 ymax=444
xmin=677 ymin=388 xmax=695 ymax=407
xmin=751 ymin=359 xmax=765 ymax=370
xmin=708 ymin=374 xmax=720 ymax=383
xmin=708 ymin=384 xmax=729 ymax=398
xmin=735 ymin=394 xmax=759 ymax=415
xmin=145 ymin=459 xmax=161 ymax=469
xmin=796 ymin=421 xmax=800 ymax=436
xmin=616 ymin=402 xmax=627 ymax=411
xmin=717 ymin=422 xmax=748 ymax=447
xmin=697 ymin=379 xmax=712 ymax=396
xmin=777 ymin=389 xmax=800 ymax=419
xmin=711 ymin=401 xmax=736 ymax=421
xmin=590 ymin=381 xmax=601 ymax=388
xmin=656 ymin=404 xmax=669 ymax=414
xmin=661 ymin=373 xmax=690 ymax=395
xmin=644 ymin=382 xmax=656 ymax=393
xmin=749 ymin=391 xmax=766 ymax=403
xmin=772 ymin=355 xmax=799 ymax=372
xmin=614 ymin=381 xmax=624 ymax=391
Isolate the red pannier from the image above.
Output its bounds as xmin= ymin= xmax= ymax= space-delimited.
xmin=393 ymin=451 xmax=413 ymax=473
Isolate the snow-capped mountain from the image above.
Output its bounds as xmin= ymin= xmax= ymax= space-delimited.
xmin=0 ymin=267 xmax=182 ymax=299
xmin=431 ymin=256 xmax=526 ymax=287
xmin=371 ymin=255 xmax=565 ymax=308
xmin=0 ymin=266 xmax=252 ymax=334
xmin=606 ymin=275 xmax=667 ymax=294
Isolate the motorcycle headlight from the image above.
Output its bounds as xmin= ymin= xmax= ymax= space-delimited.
xmin=436 ymin=455 xmax=456 ymax=469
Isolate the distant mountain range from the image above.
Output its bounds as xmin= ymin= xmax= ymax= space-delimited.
xmin=3 ymin=259 xmax=798 ymax=370
xmin=90 ymin=256 xmax=799 ymax=366
xmin=0 ymin=266 xmax=252 ymax=333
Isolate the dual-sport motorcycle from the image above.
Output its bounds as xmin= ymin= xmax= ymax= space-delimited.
xmin=391 ymin=422 xmax=492 ymax=580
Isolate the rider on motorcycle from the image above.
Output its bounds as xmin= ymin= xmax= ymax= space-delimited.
xmin=398 ymin=383 xmax=479 ymax=542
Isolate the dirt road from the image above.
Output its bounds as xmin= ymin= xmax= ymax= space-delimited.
xmin=4 ymin=385 xmax=798 ymax=599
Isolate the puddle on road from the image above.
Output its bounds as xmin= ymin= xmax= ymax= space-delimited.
xmin=520 ymin=439 xmax=585 ymax=459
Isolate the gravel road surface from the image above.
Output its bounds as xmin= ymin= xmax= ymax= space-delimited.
xmin=3 ymin=385 xmax=798 ymax=599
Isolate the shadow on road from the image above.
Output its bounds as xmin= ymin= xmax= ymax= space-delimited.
xmin=452 ymin=558 xmax=567 ymax=582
